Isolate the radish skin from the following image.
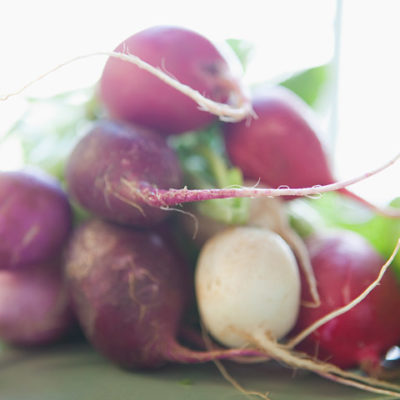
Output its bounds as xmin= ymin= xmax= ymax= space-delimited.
xmin=0 ymin=260 xmax=75 ymax=346
xmin=0 ymin=169 xmax=72 ymax=269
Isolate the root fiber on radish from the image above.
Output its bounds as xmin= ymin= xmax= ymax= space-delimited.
xmin=65 ymin=118 xmax=400 ymax=228
xmin=292 ymin=230 xmax=400 ymax=374
xmin=66 ymin=119 xmax=184 ymax=227
xmin=100 ymin=25 xmax=249 ymax=135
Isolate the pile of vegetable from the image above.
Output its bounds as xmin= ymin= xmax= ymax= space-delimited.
xmin=1 ymin=25 xmax=400 ymax=398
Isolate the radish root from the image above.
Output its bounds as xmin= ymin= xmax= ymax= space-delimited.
xmin=246 ymin=194 xmax=320 ymax=307
xmin=212 ymin=358 xmax=271 ymax=400
xmin=0 ymin=51 xmax=254 ymax=123
xmin=251 ymin=332 xmax=400 ymax=397
xmin=199 ymin=322 xmax=271 ymax=399
xmin=286 ymin=237 xmax=400 ymax=349
xmin=116 ymin=151 xmax=400 ymax=205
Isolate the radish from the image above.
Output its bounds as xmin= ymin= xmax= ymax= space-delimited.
xmin=64 ymin=219 xmax=263 ymax=369
xmin=223 ymin=85 xmax=399 ymax=217
xmin=66 ymin=119 xmax=397 ymax=228
xmin=65 ymin=119 xmax=184 ymax=227
xmin=292 ymin=229 xmax=400 ymax=375
xmin=0 ymin=259 xmax=75 ymax=346
xmin=100 ymin=25 xmax=247 ymax=135
xmin=0 ymin=169 xmax=72 ymax=269
xmin=195 ymin=226 xmax=301 ymax=348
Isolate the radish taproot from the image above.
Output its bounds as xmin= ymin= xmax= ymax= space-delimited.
xmin=65 ymin=119 xmax=397 ymax=228
xmin=0 ymin=169 xmax=72 ymax=269
xmin=100 ymin=25 xmax=247 ymax=135
xmin=292 ymin=229 xmax=400 ymax=375
xmin=223 ymin=86 xmax=399 ymax=217
xmin=0 ymin=259 xmax=76 ymax=346
xmin=64 ymin=219 xmax=263 ymax=369
xmin=195 ymin=226 xmax=301 ymax=348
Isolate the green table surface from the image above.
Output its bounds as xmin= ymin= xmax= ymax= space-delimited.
xmin=0 ymin=340 xmax=394 ymax=400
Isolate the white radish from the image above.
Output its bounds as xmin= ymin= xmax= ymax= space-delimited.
xmin=195 ymin=226 xmax=301 ymax=348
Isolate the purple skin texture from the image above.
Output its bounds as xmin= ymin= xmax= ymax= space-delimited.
xmin=65 ymin=120 xmax=183 ymax=227
xmin=0 ymin=259 xmax=76 ymax=346
xmin=65 ymin=219 xmax=263 ymax=369
xmin=0 ymin=169 xmax=72 ymax=269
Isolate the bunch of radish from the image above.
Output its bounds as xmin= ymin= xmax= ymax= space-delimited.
xmin=2 ymin=24 xmax=400 ymax=398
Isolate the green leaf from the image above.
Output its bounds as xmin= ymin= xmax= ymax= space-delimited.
xmin=6 ymin=86 xmax=102 ymax=185
xmin=3 ymin=86 xmax=101 ymax=224
xmin=293 ymin=192 xmax=400 ymax=281
xmin=225 ymin=38 xmax=254 ymax=72
xmin=170 ymin=125 xmax=250 ymax=225
xmin=279 ymin=64 xmax=330 ymax=107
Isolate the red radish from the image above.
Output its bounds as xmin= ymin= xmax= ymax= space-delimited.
xmin=223 ymin=86 xmax=398 ymax=216
xmin=292 ymin=229 xmax=400 ymax=373
xmin=0 ymin=169 xmax=72 ymax=269
xmin=100 ymin=25 xmax=245 ymax=135
xmin=0 ymin=259 xmax=75 ymax=346
xmin=64 ymin=219 xmax=262 ymax=369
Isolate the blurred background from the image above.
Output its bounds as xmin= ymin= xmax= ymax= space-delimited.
xmin=0 ymin=0 xmax=398 ymax=204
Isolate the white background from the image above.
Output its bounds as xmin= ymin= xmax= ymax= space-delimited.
xmin=0 ymin=0 xmax=398 ymax=205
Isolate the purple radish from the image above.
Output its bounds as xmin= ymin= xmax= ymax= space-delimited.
xmin=65 ymin=119 xmax=184 ymax=227
xmin=0 ymin=169 xmax=72 ymax=269
xmin=0 ymin=259 xmax=76 ymax=346
xmin=64 ymin=219 xmax=262 ymax=369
